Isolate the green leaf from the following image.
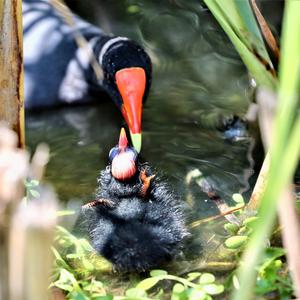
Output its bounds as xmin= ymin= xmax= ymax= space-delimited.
xmin=171 ymin=284 xmax=186 ymax=300
xmin=296 ymin=199 xmax=300 ymax=211
xmin=57 ymin=210 xmax=75 ymax=217
xmin=265 ymin=247 xmax=285 ymax=260
xmin=85 ymin=279 xmax=103 ymax=290
xmin=172 ymin=283 xmax=185 ymax=294
xmin=242 ymin=217 xmax=258 ymax=227
xmin=93 ymin=296 xmax=113 ymax=300
xmin=259 ymin=258 xmax=283 ymax=277
xmin=24 ymin=179 xmax=39 ymax=187
xmin=232 ymin=193 xmax=244 ymax=204
xmin=30 ymin=179 xmax=39 ymax=186
xmin=171 ymin=293 xmax=184 ymax=300
xmin=52 ymin=247 xmax=72 ymax=270
xmin=59 ymin=268 xmax=77 ymax=285
xmin=237 ymin=226 xmax=248 ymax=235
xmin=92 ymin=256 xmax=113 ymax=272
xmin=136 ymin=277 xmax=160 ymax=291
xmin=188 ymin=288 xmax=206 ymax=300
xmin=275 ymin=259 xmax=282 ymax=267
xmin=69 ymin=291 xmax=89 ymax=300
xmin=224 ymin=223 xmax=239 ymax=235
xmin=81 ymin=257 xmax=94 ymax=271
xmin=29 ymin=189 xmax=40 ymax=198
xmin=127 ymin=5 xmax=140 ymax=14
xmin=203 ymin=0 xmax=277 ymax=89
xmin=155 ymin=289 xmax=164 ymax=298
xmin=186 ymin=272 xmax=202 ymax=281
xmin=53 ymin=282 xmax=73 ymax=292
xmin=234 ymin=1 xmax=262 ymax=39
xmin=202 ymin=284 xmax=224 ymax=295
xmin=24 ymin=179 xmax=31 ymax=187
xmin=150 ymin=269 xmax=168 ymax=277
xmin=199 ymin=273 xmax=215 ymax=285
xmin=79 ymin=238 xmax=94 ymax=252
xmin=225 ymin=235 xmax=248 ymax=249
xmin=125 ymin=287 xmax=147 ymax=298
xmin=232 ymin=275 xmax=240 ymax=290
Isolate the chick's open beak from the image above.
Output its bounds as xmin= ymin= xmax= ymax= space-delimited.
xmin=115 ymin=67 xmax=146 ymax=153
xmin=118 ymin=127 xmax=128 ymax=150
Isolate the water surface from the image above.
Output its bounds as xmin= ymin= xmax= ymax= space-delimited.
xmin=26 ymin=0 xmax=259 ymax=268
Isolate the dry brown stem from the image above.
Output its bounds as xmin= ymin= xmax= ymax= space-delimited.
xmin=0 ymin=0 xmax=24 ymax=147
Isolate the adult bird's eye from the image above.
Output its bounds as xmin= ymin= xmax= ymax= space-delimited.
xmin=108 ymin=147 xmax=119 ymax=162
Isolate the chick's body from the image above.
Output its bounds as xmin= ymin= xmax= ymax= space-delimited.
xmin=82 ymin=164 xmax=188 ymax=272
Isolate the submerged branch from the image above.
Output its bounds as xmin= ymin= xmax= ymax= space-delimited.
xmin=186 ymin=169 xmax=242 ymax=226
xmin=189 ymin=205 xmax=245 ymax=229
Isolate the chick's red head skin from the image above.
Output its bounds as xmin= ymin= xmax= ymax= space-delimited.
xmin=110 ymin=128 xmax=137 ymax=181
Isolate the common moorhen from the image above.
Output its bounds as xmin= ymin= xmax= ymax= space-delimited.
xmin=79 ymin=128 xmax=188 ymax=272
xmin=23 ymin=0 xmax=152 ymax=151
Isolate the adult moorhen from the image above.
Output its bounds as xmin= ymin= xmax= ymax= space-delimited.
xmin=79 ymin=128 xmax=188 ymax=272
xmin=23 ymin=0 xmax=152 ymax=152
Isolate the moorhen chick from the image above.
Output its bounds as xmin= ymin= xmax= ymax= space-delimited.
xmin=79 ymin=128 xmax=188 ymax=272
xmin=23 ymin=0 xmax=152 ymax=151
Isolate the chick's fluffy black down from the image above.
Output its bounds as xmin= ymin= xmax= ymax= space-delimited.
xmin=80 ymin=164 xmax=188 ymax=272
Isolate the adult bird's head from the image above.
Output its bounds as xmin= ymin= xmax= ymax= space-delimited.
xmin=99 ymin=37 xmax=152 ymax=153
xmin=109 ymin=128 xmax=138 ymax=181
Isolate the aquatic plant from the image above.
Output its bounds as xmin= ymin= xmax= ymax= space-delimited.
xmin=202 ymin=0 xmax=277 ymax=90
xmin=51 ymin=211 xmax=296 ymax=299
xmin=203 ymin=0 xmax=300 ymax=298
xmin=51 ymin=225 xmax=225 ymax=299
xmin=221 ymin=197 xmax=294 ymax=299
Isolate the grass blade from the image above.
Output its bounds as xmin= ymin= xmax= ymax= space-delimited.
xmin=203 ymin=0 xmax=276 ymax=89
xmin=231 ymin=0 xmax=300 ymax=298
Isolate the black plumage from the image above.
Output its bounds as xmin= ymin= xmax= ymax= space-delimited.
xmin=23 ymin=0 xmax=152 ymax=109
xmin=78 ymin=130 xmax=188 ymax=272
xmin=24 ymin=0 xmax=151 ymax=151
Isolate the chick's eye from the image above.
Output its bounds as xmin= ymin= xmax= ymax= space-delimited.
xmin=109 ymin=147 xmax=119 ymax=161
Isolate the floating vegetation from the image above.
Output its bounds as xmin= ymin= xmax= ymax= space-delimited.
xmin=50 ymin=201 xmax=295 ymax=300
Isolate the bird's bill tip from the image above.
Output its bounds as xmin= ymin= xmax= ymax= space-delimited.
xmin=118 ymin=127 xmax=128 ymax=150
xmin=130 ymin=132 xmax=142 ymax=153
